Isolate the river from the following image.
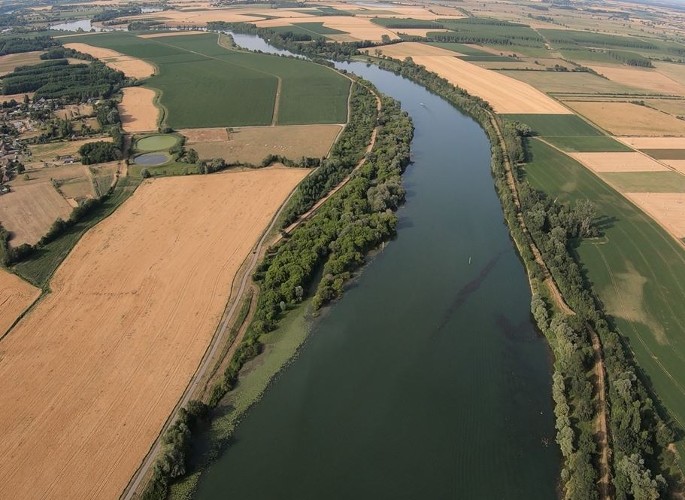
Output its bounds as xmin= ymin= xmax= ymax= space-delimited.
xmin=195 ymin=34 xmax=560 ymax=499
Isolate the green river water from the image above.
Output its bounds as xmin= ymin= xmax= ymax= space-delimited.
xmin=194 ymin=43 xmax=560 ymax=499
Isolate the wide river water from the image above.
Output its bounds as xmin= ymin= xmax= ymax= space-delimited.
xmin=195 ymin=34 xmax=560 ymax=499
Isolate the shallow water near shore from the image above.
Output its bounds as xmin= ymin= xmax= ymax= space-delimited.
xmin=194 ymin=36 xmax=560 ymax=499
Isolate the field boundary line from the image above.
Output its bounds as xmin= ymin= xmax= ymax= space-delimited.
xmin=536 ymin=137 xmax=685 ymax=253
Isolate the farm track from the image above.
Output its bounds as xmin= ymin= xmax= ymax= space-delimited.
xmin=491 ymin=115 xmax=611 ymax=499
xmin=124 ymin=76 xmax=374 ymax=499
xmin=274 ymin=81 xmax=382 ymax=244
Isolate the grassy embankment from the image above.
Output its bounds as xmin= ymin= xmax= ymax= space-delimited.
xmin=59 ymin=32 xmax=350 ymax=128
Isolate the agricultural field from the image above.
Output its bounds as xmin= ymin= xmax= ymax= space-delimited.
xmin=564 ymin=101 xmax=685 ymax=136
xmin=523 ymin=139 xmax=685 ymax=432
xmin=256 ymin=16 xmax=397 ymax=42
xmin=27 ymin=137 xmax=112 ymax=165
xmin=588 ymin=64 xmax=685 ymax=96
xmin=568 ymin=152 xmax=668 ymax=173
xmin=371 ymin=42 xmax=571 ymax=114
xmin=0 ymin=269 xmax=40 ymax=338
xmin=499 ymin=70 xmax=644 ymax=95
xmin=182 ymin=124 xmax=343 ymax=165
xmin=0 ymin=51 xmax=44 ymax=76
xmin=0 ymin=183 xmax=72 ymax=246
xmin=0 ymin=168 xmax=308 ymax=498
xmin=62 ymin=43 xmax=155 ymax=79
xmin=118 ymin=87 xmax=158 ymax=133
xmin=600 ymin=171 xmax=685 ymax=193
xmin=60 ymin=32 xmax=350 ymax=129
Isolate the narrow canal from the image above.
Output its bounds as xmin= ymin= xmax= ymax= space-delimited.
xmin=196 ymin=34 xmax=560 ymax=499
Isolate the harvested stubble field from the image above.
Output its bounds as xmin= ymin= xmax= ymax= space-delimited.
xmin=118 ymin=87 xmax=158 ymax=133
xmin=588 ymin=64 xmax=685 ymax=95
xmin=0 ymin=183 xmax=73 ymax=246
xmin=61 ymin=33 xmax=350 ymax=128
xmin=183 ymin=124 xmax=343 ymax=165
xmin=565 ymin=101 xmax=685 ymax=136
xmin=0 ymin=51 xmax=43 ymax=76
xmin=63 ymin=43 xmax=156 ymax=79
xmin=524 ymin=138 xmax=685 ymax=432
xmin=0 ymin=269 xmax=39 ymax=338
xmin=623 ymin=192 xmax=685 ymax=238
xmin=644 ymin=98 xmax=685 ymax=117
xmin=618 ymin=137 xmax=685 ymax=150
xmin=126 ymin=7 xmax=309 ymax=27
xmin=662 ymin=160 xmax=685 ymax=175
xmin=372 ymin=42 xmax=571 ymax=114
xmin=0 ymin=167 xmax=308 ymax=499
xmin=256 ymin=16 xmax=398 ymax=41
xmin=569 ymin=152 xmax=668 ymax=173
xmin=500 ymin=70 xmax=643 ymax=95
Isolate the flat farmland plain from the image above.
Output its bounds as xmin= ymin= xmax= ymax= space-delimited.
xmin=183 ymin=124 xmax=343 ymax=164
xmin=372 ymin=42 xmax=571 ymax=114
xmin=565 ymin=101 xmax=685 ymax=136
xmin=524 ymin=139 xmax=685 ymax=432
xmin=0 ymin=269 xmax=39 ymax=338
xmin=0 ymin=183 xmax=73 ymax=246
xmin=0 ymin=168 xmax=308 ymax=499
xmin=0 ymin=51 xmax=44 ymax=76
xmin=61 ymin=33 xmax=350 ymax=128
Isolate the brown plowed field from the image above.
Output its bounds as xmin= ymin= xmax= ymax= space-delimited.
xmin=63 ymin=43 xmax=155 ymax=79
xmin=0 ymin=270 xmax=39 ymax=337
xmin=0 ymin=183 xmax=73 ymax=246
xmin=0 ymin=168 xmax=307 ymax=499
xmin=371 ymin=42 xmax=572 ymax=114
xmin=119 ymin=87 xmax=159 ymax=133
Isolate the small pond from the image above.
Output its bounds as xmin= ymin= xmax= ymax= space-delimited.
xmin=134 ymin=152 xmax=170 ymax=166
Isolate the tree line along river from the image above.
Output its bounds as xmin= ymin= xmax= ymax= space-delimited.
xmin=194 ymin=33 xmax=561 ymax=499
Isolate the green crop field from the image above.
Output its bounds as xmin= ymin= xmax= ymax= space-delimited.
xmin=524 ymin=138 xmax=685 ymax=433
xmin=60 ymin=32 xmax=350 ymax=128
xmin=642 ymin=149 xmax=685 ymax=160
xmin=503 ymin=114 xmax=602 ymax=136
xmin=601 ymin=171 xmax=685 ymax=192
xmin=542 ymin=135 xmax=632 ymax=152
